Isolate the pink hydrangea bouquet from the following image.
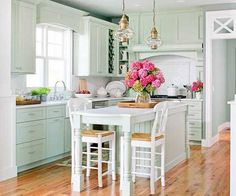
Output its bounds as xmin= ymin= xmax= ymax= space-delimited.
xmin=125 ymin=60 xmax=165 ymax=102
xmin=191 ymin=80 xmax=203 ymax=92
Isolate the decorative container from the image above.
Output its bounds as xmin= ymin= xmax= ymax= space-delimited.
xmin=196 ymin=92 xmax=202 ymax=100
xmin=135 ymin=92 xmax=151 ymax=103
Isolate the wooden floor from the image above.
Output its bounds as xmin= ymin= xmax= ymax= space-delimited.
xmin=0 ymin=131 xmax=230 ymax=196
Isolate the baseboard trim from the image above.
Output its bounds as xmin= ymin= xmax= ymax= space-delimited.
xmin=218 ymin=122 xmax=230 ymax=133
xmin=0 ymin=166 xmax=17 ymax=182
xmin=202 ymin=133 xmax=219 ymax=147
xmin=165 ymin=152 xmax=187 ymax=172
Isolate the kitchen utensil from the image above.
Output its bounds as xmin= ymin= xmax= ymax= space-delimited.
xmin=106 ymin=81 xmax=126 ymax=96
xmin=167 ymin=84 xmax=178 ymax=96
xmin=120 ymin=64 xmax=128 ymax=75
xmin=120 ymin=50 xmax=128 ymax=61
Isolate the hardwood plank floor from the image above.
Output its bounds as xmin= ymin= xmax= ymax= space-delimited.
xmin=0 ymin=131 xmax=230 ymax=196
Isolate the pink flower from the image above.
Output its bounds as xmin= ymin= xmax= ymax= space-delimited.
xmin=191 ymin=81 xmax=203 ymax=92
xmin=131 ymin=61 xmax=143 ymax=70
xmin=126 ymin=79 xmax=135 ymax=88
xmin=143 ymin=60 xmax=155 ymax=71
xmin=138 ymin=69 xmax=148 ymax=78
xmin=152 ymin=79 xmax=161 ymax=88
xmin=130 ymin=70 xmax=139 ymax=80
xmin=140 ymin=78 xmax=149 ymax=87
xmin=146 ymin=74 xmax=156 ymax=83
xmin=156 ymin=72 xmax=165 ymax=83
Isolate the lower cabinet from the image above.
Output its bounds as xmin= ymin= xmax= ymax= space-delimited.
xmin=16 ymin=104 xmax=71 ymax=171
xmin=64 ymin=118 xmax=71 ymax=153
xmin=46 ymin=117 xmax=65 ymax=157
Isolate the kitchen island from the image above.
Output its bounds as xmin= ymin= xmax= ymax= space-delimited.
xmin=71 ymin=101 xmax=188 ymax=195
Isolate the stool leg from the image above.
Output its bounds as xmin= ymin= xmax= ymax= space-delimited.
xmin=98 ymin=136 xmax=103 ymax=188
xmin=108 ymin=141 xmax=112 ymax=174
xmin=132 ymin=146 xmax=136 ymax=183
xmin=150 ymin=146 xmax=156 ymax=194
xmin=161 ymin=143 xmax=165 ymax=187
xmin=112 ymin=133 xmax=116 ymax=181
xmin=120 ymin=136 xmax=124 ymax=190
xmin=86 ymin=143 xmax=91 ymax=177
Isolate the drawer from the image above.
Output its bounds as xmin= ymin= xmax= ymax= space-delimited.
xmin=189 ymin=128 xmax=202 ymax=141
xmin=16 ymin=120 xmax=46 ymax=144
xmin=16 ymin=139 xmax=46 ymax=166
xmin=188 ymin=102 xmax=202 ymax=111
xmin=188 ymin=121 xmax=202 ymax=129
xmin=47 ymin=105 xmax=65 ymax=118
xmin=187 ymin=112 xmax=202 ymax=120
xmin=17 ymin=107 xmax=46 ymax=123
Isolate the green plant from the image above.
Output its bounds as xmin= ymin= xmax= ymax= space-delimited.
xmin=31 ymin=87 xmax=51 ymax=96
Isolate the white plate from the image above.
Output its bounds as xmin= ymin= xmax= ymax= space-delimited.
xmin=106 ymin=81 xmax=126 ymax=95
xmin=74 ymin=94 xmax=92 ymax=98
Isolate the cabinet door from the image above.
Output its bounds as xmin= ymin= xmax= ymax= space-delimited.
xmin=90 ymin=23 xmax=99 ymax=75
xmin=159 ymin=14 xmax=178 ymax=44
xmin=12 ymin=1 xmax=36 ymax=73
xmin=177 ymin=12 xmax=201 ymax=43
xmin=64 ymin=118 xmax=71 ymax=153
xmin=46 ymin=118 xmax=64 ymax=157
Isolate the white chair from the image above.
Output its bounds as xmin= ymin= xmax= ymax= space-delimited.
xmin=120 ymin=101 xmax=169 ymax=194
xmin=68 ymin=98 xmax=116 ymax=188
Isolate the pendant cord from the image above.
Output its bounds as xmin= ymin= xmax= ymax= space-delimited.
xmin=122 ymin=0 xmax=125 ymax=15
xmin=153 ymin=0 xmax=156 ymax=27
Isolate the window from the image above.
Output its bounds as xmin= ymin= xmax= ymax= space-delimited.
xmin=27 ymin=25 xmax=72 ymax=88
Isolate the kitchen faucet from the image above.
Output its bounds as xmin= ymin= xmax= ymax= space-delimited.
xmin=53 ymin=80 xmax=67 ymax=100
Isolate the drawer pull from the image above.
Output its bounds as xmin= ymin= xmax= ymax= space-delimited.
xmin=28 ymin=113 xmax=36 ymax=116
xmin=28 ymin=130 xmax=36 ymax=133
xmin=53 ymin=111 xmax=59 ymax=113
xmin=28 ymin=151 xmax=36 ymax=155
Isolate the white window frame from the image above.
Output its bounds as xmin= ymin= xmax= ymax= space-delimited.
xmin=27 ymin=24 xmax=72 ymax=89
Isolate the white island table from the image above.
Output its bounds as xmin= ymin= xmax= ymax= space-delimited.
xmin=71 ymin=102 xmax=188 ymax=195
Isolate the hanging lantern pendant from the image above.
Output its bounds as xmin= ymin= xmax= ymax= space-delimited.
xmin=114 ymin=0 xmax=134 ymax=42
xmin=146 ymin=0 xmax=162 ymax=49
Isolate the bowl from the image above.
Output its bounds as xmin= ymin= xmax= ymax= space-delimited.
xmin=74 ymin=94 xmax=92 ymax=98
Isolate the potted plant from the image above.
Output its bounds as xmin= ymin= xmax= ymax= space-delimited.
xmin=31 ymin=87 xmax=51 ymax=102
xmin=191 ymin=80 xmax=203 ymax=99
xmin=125 ymin=60 xmax=165 ymax=103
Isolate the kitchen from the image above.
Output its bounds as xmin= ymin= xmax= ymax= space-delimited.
xmin=0 ymin=0 xmax=235 ymax=195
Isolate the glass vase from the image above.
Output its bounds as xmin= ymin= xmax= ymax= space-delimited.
xmin=135 ymin=92 xmax=151 ymax=103
xmin=195 ymin=92 xmax=202 ymax=100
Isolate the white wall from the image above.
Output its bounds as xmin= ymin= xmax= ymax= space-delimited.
xmin=0 ymin=0 xmax=17 ymax=181
xmin=212 ymin=40 xmax=228 ymax=136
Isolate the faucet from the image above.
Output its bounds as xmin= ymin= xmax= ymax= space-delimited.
xmin=53 ymin=80 xmax=67 ymax=100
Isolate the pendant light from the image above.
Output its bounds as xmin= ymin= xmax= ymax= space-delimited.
xmin=146 ymin=0 xmax=162 ymax=49
xmin=114 ymin=0 xmax=134 ymax=42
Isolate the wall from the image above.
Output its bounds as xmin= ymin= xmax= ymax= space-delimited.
xmin=226 ymin=40 xmax=236 ymax=120
xmin=212 ymin=40 xmax=227 ymax=137
xmin=0 ymin=0 xmax=17 ymax=181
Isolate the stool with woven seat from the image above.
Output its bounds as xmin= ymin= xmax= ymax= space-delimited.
xmin=120 ymin=101 xmax=169 ymax=195
xmin=68 ymin=98 xmax=116 ymax=188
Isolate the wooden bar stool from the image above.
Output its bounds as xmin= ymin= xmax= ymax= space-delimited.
xmin=68 ymin=98 xmax=116 ymax=188
xmin=120 ymin=101 xmax=169 ymax=194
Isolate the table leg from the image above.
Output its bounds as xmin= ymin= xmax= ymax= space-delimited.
xmin=72 ymin=128 xmax=84 ymax=192
xmin=121 ymin=131 xmax=133 ymax=196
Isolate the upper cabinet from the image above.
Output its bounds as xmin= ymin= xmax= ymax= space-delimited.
xmin=74 ymin=17 xmax=118 ymax=77
xmin=12 ymin=0 xmax=36 ymax=74
xmin=128 ymin=10 xmax=204 ymax=46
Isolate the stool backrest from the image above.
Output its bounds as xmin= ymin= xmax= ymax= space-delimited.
xmin=67 ymin=98 xmax=92 ymax=129
xmin=151 ymin=101 xmax=169 ymax=140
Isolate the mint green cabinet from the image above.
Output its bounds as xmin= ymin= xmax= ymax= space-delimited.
xmin=130 ymin=10 xmax=203 ymax=46
xmin=64 ymin=118 xmax=71 ymax=153
xmin=177 ymin=12 xmax=203 ymax=43
xmin=46 ymin=117 xmax=65 ymax=157
xmin=75 ymin=17 xmax=118 ymax=77
xmin=11 ymin=0 xmax=36 ymax=73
